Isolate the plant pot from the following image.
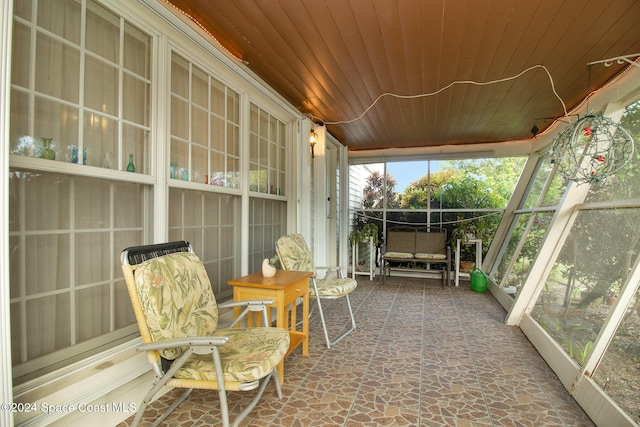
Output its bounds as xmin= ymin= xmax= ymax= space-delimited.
xmin=356 ymin=262 xmax=369 ymax=272
xmin=460 ymin=261 xmax=475 ymax=273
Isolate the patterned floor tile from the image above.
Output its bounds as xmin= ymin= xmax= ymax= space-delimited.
xmin=118 ymin=276 xmax=595 ymax=427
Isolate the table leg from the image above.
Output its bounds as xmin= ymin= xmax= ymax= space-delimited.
xmin=275 ymin=294 xmax=285 ymax=384
xmin=302 ymin=291 xmax=309 ymax=356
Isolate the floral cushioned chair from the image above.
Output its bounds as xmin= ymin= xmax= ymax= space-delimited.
xmin=275 ymin=234 xmax=357 ymax=349
xmin=121 ymin=241 xmax=290 ymax=427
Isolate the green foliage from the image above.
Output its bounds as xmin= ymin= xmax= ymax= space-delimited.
xmin=357 ymin=157 xmax=526 ymax=260
xmin=349 ymin=223 xmax=379 ymax=245
xmin=556 ymin=100 xmax=640 ymax=309
xmin=362 ymin=170 xmax=399 ymax=209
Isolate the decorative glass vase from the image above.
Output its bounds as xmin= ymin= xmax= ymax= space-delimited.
xmin=40 ymin=138 xmax=56 ymax=160
xmin=127 ymin=153 xmax=135 ymax=172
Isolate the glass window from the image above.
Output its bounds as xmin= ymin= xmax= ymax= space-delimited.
xmin=10 ymin=0 xmax=151 ymax=172
xmin=493 ymin=211 xmax=553 ymax=291
xmin=349 ymin=158 xmax=524 ymax=265
xmin=168 ymin=189 xmax=239 ymax=299
xmin=9 ymin=169 xmax=146 ymax=383
xmin=583 ymin=102 xmax=640 ymax=202
xmin=170 ymin=53 xmax=241 ymax=187
xmin=591 ymin=296 xmax=640 ymax=425
xmin=248 ymin=198 xmax=287 ymax=272
xmin=249 ymin=104 xmax=286 ymax=195
xmin=531 ymin=208 xmax=640 ymax=366
xmin=8 ymin=0 xmax=152 ymax=384
xmin=522 ymin=154 xmax=565 ymax=209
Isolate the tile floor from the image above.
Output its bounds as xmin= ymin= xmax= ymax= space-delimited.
xmin=119 ymin=275 xmax=595 ymax=426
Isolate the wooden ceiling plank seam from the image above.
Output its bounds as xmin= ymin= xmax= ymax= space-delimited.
xmin=275 ymin=2 xmax=371 ymax=119
xmin=396 ymin=1 xmax=445 ymax=145
xmin=215 ymin=0 xmax=366 ymax=123
xmin=305 ymin=0 xmax=392 ymax=142
xmin=485 ymin=2 xmax=559 ymax=135
xmin=480 ymin=0 xmax=596 ymax=134
xmin=374 ymin=1 xmax=415 ymax=138
xmin=190 ymin=1 xmax=332 ymax=112
xmin=346 ymin=1 xmax=400 ymax=131
xmin=395 ymin=0 xmax=426 ymax=94
xmin=348 ymin=3 xmax=402 ymax=145
xmin=417 ymin=0 xmax=446 ymax=134
xmin=430 ymin=2 xmax=468 ymax=140
xmin=241 ymin=1 xmax=348 ymax=109
xmin=443 ymin=0 xmax=498 ymax=142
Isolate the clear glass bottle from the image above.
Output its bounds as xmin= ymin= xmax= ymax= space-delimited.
xmin=127 ymin=153 xmax=135 ymax=172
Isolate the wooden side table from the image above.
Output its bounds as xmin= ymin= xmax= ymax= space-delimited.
xmin=228 ymin=270 xmax=311 ymax=383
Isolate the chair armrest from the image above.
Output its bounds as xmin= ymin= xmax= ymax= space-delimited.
xmin=316 ymin=265 xmax=347 ymax=279
xmin=218 ymin=299 xmax=275 ymax=310
xmin=218 ymin=299 xmax=276 ymax=328
xmin=315 ymin=266 xmax=342 ymax=271
xmin=137 ymin=336 xmax=229 ymax=353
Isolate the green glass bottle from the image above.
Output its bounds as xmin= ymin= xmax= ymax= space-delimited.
xmin=127 ymin=153 xmax=135 ymax=172
xmin=40 ymin=138 xmax=56 ymax=160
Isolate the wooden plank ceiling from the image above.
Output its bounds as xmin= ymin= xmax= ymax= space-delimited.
xmin=165 ymin=0 xmax=640 ymax=152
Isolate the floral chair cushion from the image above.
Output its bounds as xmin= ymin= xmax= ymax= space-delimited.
xmin=313 ymin=277 xmax=358 ymax=297
xmin=173 ymin=327 xmax=290 ymax=383
xmin=275 ymin=234 xmax=316 ymax=273
xmin=134 ymin=251 xmax=219 ymax=360
xmin=276 ymin=233 xmax=357 ymax=298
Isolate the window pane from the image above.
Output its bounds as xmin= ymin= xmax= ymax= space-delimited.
xmin=531 ymin=208 xmax=640 ymax=365
xmin=168 ymin=189 xmax=239 ymax=299
xmin=584 ymin=103 xmax=640 ymax=202
xmin=10 ymin=169 xmax=148 ymax=381
xmin=86 ymin=1 xmax=119 ymax=62
xmin=35 ymin=34 xmax=80 ymax=103
xmin=85 ymin=57 xmax=118 ymax=116
xmin=123 ymin=22 xmax=151 ymax=78
xmin=591 ymin=296 xmax=640 ymax=425
xmin=83 ymin=112 xmax=116 ymax=167
xmin=11 ymin=22 xmax=30 ymax=88
xmin=170 ymin=54 xmax=242 ymax=188
xmin=122 ymin=73 xmax=149 ymax=126
xmin=249 ymin=198 xmax=286 ymax=272
xmin=35 ymin=97 xmax=80 ymax=156
xmin=497 ymin=212 xmax=552 ymax=292
xmin=249 ymin=104 xmax=286 ymax=195
xmin=37 ymin=0 xmax=81 ymax=44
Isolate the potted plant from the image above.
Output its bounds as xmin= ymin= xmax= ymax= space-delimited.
xmin=349 ymin=222 xmax=379 ymax=246
xmin=350 ymin=223 xmax=379 ymax=272
xmin=449 ymin=218 xmax=486 ymax=272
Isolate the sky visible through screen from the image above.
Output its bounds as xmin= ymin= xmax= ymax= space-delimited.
xmin=386 ymin=161 xmax=442 ymax=193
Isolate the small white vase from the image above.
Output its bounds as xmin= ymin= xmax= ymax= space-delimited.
xmin=262 ymin=258 xmax=276 ymax=278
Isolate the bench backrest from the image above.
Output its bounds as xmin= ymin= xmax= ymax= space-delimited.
xmin=415 ymin=231 xmax=447 ymax=255
xmin=386 ymin=231 xmax=418 ymax=253
xmin=386 ymin=228 xmax=447 ymax=254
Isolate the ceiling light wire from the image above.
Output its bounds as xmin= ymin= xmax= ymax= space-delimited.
xmin=319 ymin=64 xmax=568 ymax=126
